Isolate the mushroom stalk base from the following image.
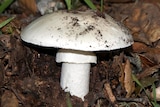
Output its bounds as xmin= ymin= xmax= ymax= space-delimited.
xmin=60 ymin=63 xmax=90 ymax=101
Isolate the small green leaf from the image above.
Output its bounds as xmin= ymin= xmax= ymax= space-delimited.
xmin=66 ymin=93 xmax=72 ymax=107
xmin=65 ymin=0 xmax=72 ymax=10
xmin=84 ymin=0 xmax=97 ymax=10
xmin=132 ymin=74 xmax=144 ymax=89
xmin=100 ymin=0 xmax=103 ymax=12
xmin=151 ymin=84 xmax=160 ymax=107
xmin=132 ymin=74 xmax=147 ymax=95
xmin=0 ymin=16 xmax=15 ymax=29
xmin=132 ymin=74 xmax=160 ymax=107
xmin=0 ymin=0 xmax=14 ymax=13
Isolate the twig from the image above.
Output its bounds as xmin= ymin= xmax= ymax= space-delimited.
xmin=116 ymin=97 xmax=149 ymax=105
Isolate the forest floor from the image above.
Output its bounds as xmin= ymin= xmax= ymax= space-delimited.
xmin=0 ymin=0 xmax=160 ymax=107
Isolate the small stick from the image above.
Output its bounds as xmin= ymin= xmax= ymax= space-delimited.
xmin=10 ymin=87 xmax=25 ymax=106
xmin=116 ymin=97 xmax=149 ymax=105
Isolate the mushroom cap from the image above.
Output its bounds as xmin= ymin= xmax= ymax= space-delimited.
xmin=21 ymin=10 xmax=133 ymax=51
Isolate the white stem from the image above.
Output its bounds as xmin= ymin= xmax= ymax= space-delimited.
xmin=56 ymin=49 xmax=97 ymax=101
xmin=60 ymin=63 xmax=90 ymax=101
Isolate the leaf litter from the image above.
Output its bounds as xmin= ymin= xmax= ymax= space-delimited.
xmin=0 ymin=0 xmax=160 ymax=107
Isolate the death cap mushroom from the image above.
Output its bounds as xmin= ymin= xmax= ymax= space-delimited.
xmin=21 ymin=10 xmax=133 ymax=51
xmin=21 ymin=10 xmax=134 ymax=100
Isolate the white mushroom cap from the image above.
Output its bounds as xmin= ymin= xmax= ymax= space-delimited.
xmin=21 ymin=10 xmax=133 ymax=51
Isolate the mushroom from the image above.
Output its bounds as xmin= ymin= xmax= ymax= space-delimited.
xmin=21 ymin=10 xmax=134 ymax=100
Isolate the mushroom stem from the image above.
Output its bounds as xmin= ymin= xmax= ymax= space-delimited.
xmin=56 ymin=49 xmax=97 ymax=100
xmin=61 ymin=63 xmax=90 ymax=101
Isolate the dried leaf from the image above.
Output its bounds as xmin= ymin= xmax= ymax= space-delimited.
xmin=124 ymin=59 xmax=135 ymax=98
xmin=1 ymin=90 xmax=19 ymax=107
xmin=139 ymin=54 xmax=155 ymax=68
xmin=132 ymin=42 xmax=148 ymax=53
xmin=144 ymin=48 xmax=160 ymax=64
xmin=140 ymin=77 xmax=158 ymax=89
xmin=119 ymin=62 xmax=125 ymax=88
xmin=155 ymin=40 xmax=160 ymax=48
xmin=137 ymin=65 xmax=160 ymax=79
xmin=104 ymin=82 xmax=116 ymax=103
xmin=18 ymin=0 xmax=38 ymax=13
xmin=112 ymin=53 xmax=124 ymax=88
xmin=140 ymin=3 xmax=160 ymax=43
xmin=125 ymin=2 xmax=160 ymax=44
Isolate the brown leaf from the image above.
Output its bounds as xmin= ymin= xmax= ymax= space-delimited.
xmin=119 ymin=62 xmax=125 ymax=88
xmin=103 ymin=82 xmax=116 ymax=103
xmin=144 ymin=48 xmax=160 ymax=64
xmin=132 ymin=42 xmax=148 ymax=53
xmin=125 ymin=2 xmax=160 ymax=44
xmin=18 ymin=0 xmax=38 ymax=13
xmin=139 ymin=54 xmax=155 ymax=68
xmin=155 ymin=40 xmax=160 ymax=48
xmin=1 ymin=90 xmax=19 ymax=107
xmin=140 ymin=3 xmax=160 ymax=43
xmin=123 ymin=59 xmax=135 ymax=98
xmin=137 ymin=65 xmax=160 ymax=79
